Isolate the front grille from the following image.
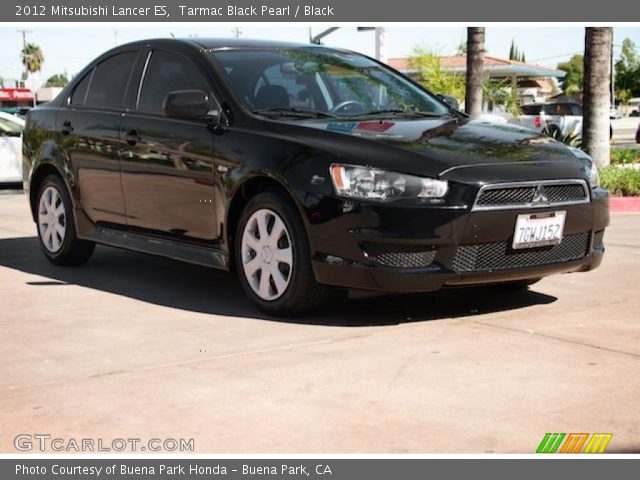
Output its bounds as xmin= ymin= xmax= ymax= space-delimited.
xmin=363 ymin=243 xmax=437 ymax=269
xmin=452 ymin=232 xmax=590 ymax=272
xmin=474 ymin=181 xmax=588 ymax=210
xmin=476 ymin=186 xmax=536 ymax=206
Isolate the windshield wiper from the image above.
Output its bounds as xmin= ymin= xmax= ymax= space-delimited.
xmin=252 ymin=107 xmax=338 ymax=119
xmin=348 ymin=109 xmax=450 ymax=118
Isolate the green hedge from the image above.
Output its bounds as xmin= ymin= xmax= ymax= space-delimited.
xmin=599 ymin=166 xmax=640 ymax=196
xmin=610 ymin=148 xmax=640 ymax=165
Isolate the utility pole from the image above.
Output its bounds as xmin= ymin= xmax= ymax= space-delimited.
xmin=231 ymin=27 xmax=242 ymax=38
xmin=374 ymin=27 xmax=387 ymax=63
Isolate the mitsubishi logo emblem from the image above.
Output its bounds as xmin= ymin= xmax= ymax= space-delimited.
xmin=532 ymin=185 xmax=549 ymax=204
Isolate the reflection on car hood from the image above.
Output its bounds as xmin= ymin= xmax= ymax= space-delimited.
xmin=269 ymin=116 xmax=585 ymax=178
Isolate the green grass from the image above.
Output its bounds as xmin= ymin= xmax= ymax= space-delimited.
xmin=599 ymin=166 xmax=640 ymax=196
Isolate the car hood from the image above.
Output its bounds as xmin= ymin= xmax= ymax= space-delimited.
xmin=267 ymin=116 xmax=588 ymax=182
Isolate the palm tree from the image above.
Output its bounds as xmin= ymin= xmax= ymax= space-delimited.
xmin=21 ymin=42 xmax=44 ymax=76
xmin=465 ymin=27 xmax=485 ymax=117
xmin=582 ymin=28 xmax=613 ymax=167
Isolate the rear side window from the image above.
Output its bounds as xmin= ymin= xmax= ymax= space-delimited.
xmin=521 ymin=105 xmax=541 ymax=115
xmin=138 ymin=50 xmax=211 ymax=114
xmin=570 ymin=104 xmax=583 ymax=116
xmin=85 ymin=52 xmax=138 ymax=109
xmin=70 ymin=70 xmax=93 ymax=106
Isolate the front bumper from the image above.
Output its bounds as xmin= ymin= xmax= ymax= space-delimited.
xmin=307 ymin=188 xmax=609 ymax=293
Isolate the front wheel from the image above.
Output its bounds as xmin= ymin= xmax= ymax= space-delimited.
xmin=235 ymin=192 xmax=330 ymax=316
xmin=36 ymin=174 xmax=95 ymax=266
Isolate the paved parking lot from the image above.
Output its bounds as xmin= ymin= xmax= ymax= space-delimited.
xmin=0 ymin=188 xmax=639 ymax=453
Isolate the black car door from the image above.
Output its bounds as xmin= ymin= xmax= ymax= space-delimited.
xmin=120 ymin=48 xmax=219 ymax=243
xmin=58 ymin=50 xmax=141 ymax=227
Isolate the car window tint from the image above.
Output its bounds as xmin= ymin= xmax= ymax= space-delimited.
xmin=138 ymin=50 xmax=211 ymax=114
xmin=85 ymin=52 xmax=137 ymax=109
xmin=570 ymin=104 xmax=583 ymax=116
xmin=255 ymin=64 xmax=316 ymax=109
xmin=521 ymin=105 xmax=541 ymax=115
xmin=557 ymin=104 xmax=573 ymax=116
xmin=70 ymin=69 xmax=93 ymax=106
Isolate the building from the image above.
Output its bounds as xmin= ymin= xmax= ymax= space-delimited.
xmin=388 ymin=54 xmax=565 ymax=105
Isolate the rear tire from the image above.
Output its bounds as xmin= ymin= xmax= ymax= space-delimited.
xmin=36 ymin=174 xmax=95 ymax=266
xmin=235 ymin=191 xmax=330 ymax=316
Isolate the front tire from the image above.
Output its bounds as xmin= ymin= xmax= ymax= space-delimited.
xmin=235 ymin=192 xmax=330 ymax=316
xmin=36 ymin=174 xmax=95 ymax=266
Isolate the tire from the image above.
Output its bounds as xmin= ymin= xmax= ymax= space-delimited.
xmin=235 ymin=191 xmax=330 ymax=316
xmin=36 ymin=174 xmax=95 ymax=266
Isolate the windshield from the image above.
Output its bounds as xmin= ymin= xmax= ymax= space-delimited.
xmin=209 ymin=47 xmax=451 ymax=119
xmin=0 ymin=116 xmax=23 ymax=135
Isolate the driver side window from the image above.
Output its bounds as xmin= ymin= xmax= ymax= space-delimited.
xmin=138 ymin=50 xmax=212 ymax=115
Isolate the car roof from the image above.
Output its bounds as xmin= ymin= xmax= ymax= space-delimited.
xmin=544 ymin=102 xmax=581 ymax=106
xmin=118 ymin=37 xmax=326 ymax=51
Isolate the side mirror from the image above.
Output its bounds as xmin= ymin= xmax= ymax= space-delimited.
xmin=438 ymin=94 xmax=460 ymax=111
xmin=163 ymin=90 xmax=211 ymax=120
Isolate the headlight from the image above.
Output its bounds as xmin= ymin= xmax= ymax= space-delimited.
xmin=567 ymin=146 xmax=599 ymax=189
xmin=329 ymin=164 xmax=448 ymax=202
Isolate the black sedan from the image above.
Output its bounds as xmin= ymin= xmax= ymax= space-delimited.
xmin=22 ymin=38 xmax=609 ymax=316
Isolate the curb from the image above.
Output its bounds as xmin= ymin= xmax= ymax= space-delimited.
xmin=610 ymin=196 xmax=640 ymax=212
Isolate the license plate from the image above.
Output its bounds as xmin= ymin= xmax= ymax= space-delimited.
xmin=512 ymin=211 xmax=566 ymax=249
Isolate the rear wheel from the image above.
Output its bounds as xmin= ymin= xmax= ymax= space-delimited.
xmin=36 ymin=174 xmax=95 ymax=266
xmin=235 ymin=192 xmax=330 ymax=316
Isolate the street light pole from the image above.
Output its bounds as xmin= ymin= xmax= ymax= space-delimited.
xmin=374 ymin=27 xmax=387 ymax=63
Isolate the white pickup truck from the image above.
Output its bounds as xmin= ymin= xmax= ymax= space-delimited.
xmin=509 ymin=102 xmax=584 ymax=136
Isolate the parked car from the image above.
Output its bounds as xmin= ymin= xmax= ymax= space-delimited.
xmin=636 ymin=123 xmax=640 ymax=143
xmin=22 ymin=39 xmax=609 ymax=316
xmin=510 ymin=102 xmax=583 ymax=136
xmin=511 ymin=102 xmax=613 ymax=140
xmin=0 ymin=111 xmax=24 ymax=184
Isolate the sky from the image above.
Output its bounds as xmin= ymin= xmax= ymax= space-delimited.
xmin=1 ymin=25 xmax=639 ymax=85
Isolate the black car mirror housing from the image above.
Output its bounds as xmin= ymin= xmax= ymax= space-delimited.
xmin=163 ymin=90 xmax=211 ymax=120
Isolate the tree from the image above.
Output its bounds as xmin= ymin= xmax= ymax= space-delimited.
xmin=408 ymin=48 xmax=465 ymax=102
xmin=508 ymin=39 xmax=526 ymax=62
xmin=465 ymin=27 xmax=485 ymax=116
xmin=557 ymin=54 xmax=584 ymax=95
xmin=583 ymin=27 xmax=613 ymax=167
xmin=45 ymin=74 xmax=69 ymax=87
xmin=21 ymin=42 xmax=44 ymax=75
xmin=614 ymin=38 xmax=640 ymax=101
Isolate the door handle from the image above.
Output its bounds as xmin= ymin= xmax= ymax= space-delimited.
xmin=125 ymin=129 xmax=140 ymax=146
xmin=61 ymin=120 xmax=73 ymax=135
